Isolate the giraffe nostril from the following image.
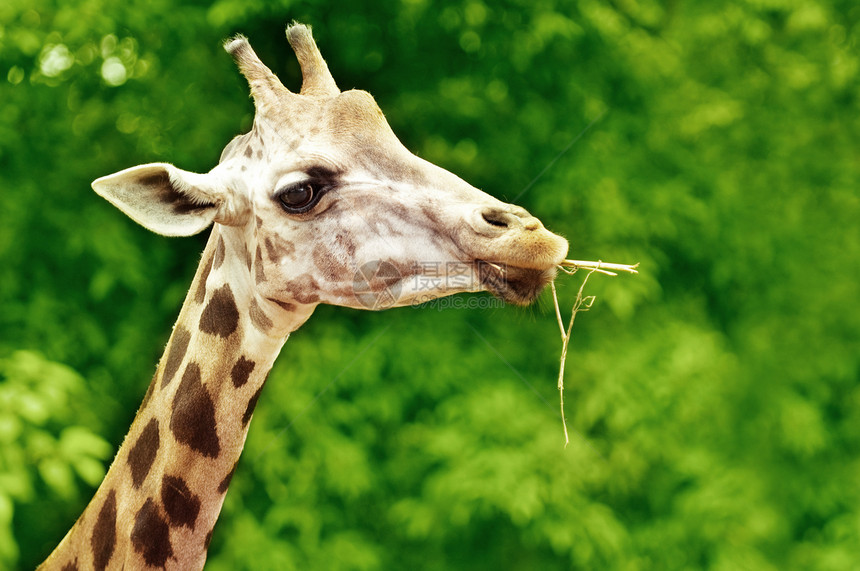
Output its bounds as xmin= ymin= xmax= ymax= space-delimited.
xmin=481 ymin=209 xmax=511 ymax=229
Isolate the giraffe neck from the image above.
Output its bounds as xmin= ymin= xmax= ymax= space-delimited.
xmin=40 ymin=226 xmax=315 ymax=570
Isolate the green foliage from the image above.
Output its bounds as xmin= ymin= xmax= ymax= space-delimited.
xmin=0 ymin=351 xmax=111 ymax=567
xmin=1 ymin=0 xmax=858 ymax=569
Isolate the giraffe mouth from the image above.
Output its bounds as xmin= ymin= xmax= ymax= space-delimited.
xmin=476 ymin=261 xmax=557 ymax=306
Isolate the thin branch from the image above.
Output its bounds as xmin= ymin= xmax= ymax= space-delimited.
xmin=559 ymin=259 xmax=639 ymax=276
xmin=552 ymin=258 xmax=638 ymax=447
xmin=550 ymin=281 xmax=566 ymax=342
xmin=553 ymin=270 xmax=596 ymax=447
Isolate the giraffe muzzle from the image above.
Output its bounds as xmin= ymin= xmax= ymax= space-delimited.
xmin=460 ymin=205 xmax=569 ymax=305
xmin=467 ymin=205 xmax=569 ymax=271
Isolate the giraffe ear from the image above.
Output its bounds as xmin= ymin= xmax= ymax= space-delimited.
xmin=92 ymin=163 xmax=246 ymax=237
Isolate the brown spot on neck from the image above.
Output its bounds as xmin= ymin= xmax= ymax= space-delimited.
xmin=131 ymin=498 xmax=173 ymax=567
xmin=140 ymin=372 xmax=157 ymax=411
xmin=199 ymin=285 xmax=240 ymax=338
xmin=214 ymin=235 xmax=226 ymax=269
xmin=161 ymin=474 xmax=201 ymax=529
xmin=195 ymin=250 xmax=215 ymax=305
xmin=90 ymin=489 xmax=117 ymax=571
xmin=242 ymin=380 xmax=267 ymax=427
xmin=230 ymin=356 xmax=256 ymax=388
xmin=127 ymin=418 xmax=160 ymax=488
xmin=217 ymin=461 xmax=238 ymax=494
xmin=162 ymin=326 xmax=192 ymax=389
xmin=170 ymin=363 xmax=220 ymax=458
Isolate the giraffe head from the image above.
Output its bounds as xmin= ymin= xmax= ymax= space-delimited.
xmin=93 ymin=24 xmax=568 ymax=315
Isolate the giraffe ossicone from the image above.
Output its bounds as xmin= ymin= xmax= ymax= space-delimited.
xmin=40 ymin=23 xmax=568 ymax=570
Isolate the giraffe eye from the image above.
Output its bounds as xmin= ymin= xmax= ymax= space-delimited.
xmin=277 ymin=182 xmax=317 ymax=212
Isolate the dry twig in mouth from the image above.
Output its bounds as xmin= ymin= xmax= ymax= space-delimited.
xmin=552 ymin=259 xmax=638 ymax=448
xmin=559 ymin=259 xmax=639 ymax=276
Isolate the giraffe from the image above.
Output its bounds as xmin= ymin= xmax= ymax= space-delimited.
xmin=39 ymin=24 xmax=569 ymax=570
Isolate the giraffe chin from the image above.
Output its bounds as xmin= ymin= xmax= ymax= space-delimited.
xmin=477 ymin=261 xmax=558 ymax=306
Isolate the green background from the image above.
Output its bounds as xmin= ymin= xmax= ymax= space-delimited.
xmin=2 ymin=0 xmax=858 ymax=569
